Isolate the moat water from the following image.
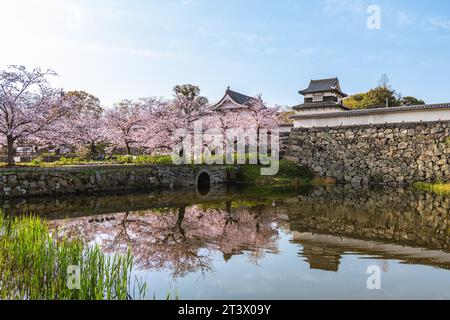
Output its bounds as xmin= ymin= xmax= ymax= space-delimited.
xmin=4 ymin=185 xmax=450 ymax=299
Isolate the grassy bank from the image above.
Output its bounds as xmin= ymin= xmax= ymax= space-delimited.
xmin=0 ymin=215 xmax=145 ymax=300
xmin=0 ymin=155 xmax=174 ymax=168
xmin=413 ymin=182 xmax=450 ymax=195
xmin=237 ymin=160 xmax=313 ymax=186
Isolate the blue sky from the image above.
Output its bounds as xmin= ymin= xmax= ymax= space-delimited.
xmin=1 ymin=0 xmax=449 ymax=107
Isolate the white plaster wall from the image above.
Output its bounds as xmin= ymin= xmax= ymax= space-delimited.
xmin=295 ymin=107 xmax=344 ymax=116
xmin=293 ymin=109 xmax=450 ymax=128
xmin=219 ymin=101 xmax=241 ymax=110
xmin=304 ymin=92 xmax=335 ymax=98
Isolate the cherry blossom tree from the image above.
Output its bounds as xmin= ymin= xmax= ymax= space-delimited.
xmin=49 ymin=91 xmax=107 ymax=159
xmin=129 ymin=99 xmax=180 ymax=154
xmin=235 ymin=96 xmax=281 ymax=130
xmin=132 ymin=86 xmax=210 ymax=155
xmin=0 ymin=65 xmax=67 ymax=165
xmin=104 ymin=98 xmax=166 ymax=155
xmin=209 ymin=96 xmax=280 ymax=136
xmin=203 ymin=96 xmax=281 ymax=158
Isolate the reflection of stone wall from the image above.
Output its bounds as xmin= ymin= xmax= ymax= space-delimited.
xmin=292 ymin=232 xmax=450 ymax=271
xmin=286 ymin=121 xmax=450 ymax=186
xmin=0 ymin=165 xmax=234 ymax=198
xmin=286 ymin=187 xmax=450 ymax=250
xmin=2 ymin=187 xmax=237 ymax=219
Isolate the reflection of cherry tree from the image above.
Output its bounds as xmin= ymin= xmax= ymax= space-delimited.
xmin=210 ymin=203 xmax=280 ymax=264
xmin=53 ymin=204 xmax=280 ymax=278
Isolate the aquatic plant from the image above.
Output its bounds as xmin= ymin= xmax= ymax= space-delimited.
xmin=0 ymin=215 xmax=144 ymax=300
xmin=237 ymin=159 xmax=313 ymax=185
xmin=413 ymin=182 xmax=450 ymax=195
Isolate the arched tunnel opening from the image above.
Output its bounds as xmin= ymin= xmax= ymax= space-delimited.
xmin=197 ymin=172 xmax=211 ymax=196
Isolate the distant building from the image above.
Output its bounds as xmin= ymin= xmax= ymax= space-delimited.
xmin=293 ymin=77 xmax=349 ymax=115
xmin=16 ymin=147 xmax=35 ymax=156
xmin=213 ymin=87 xmax=293 ymax=156
xmin=213 ymin=87 xmax=260 ymax=112
xmin=292 ymin=77 xmax=450 ymax=128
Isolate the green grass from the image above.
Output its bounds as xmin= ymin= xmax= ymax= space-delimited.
xmin=0 ymin=215 xmax=145 ymax=300
xmin=237 ymin=159 xmax=313 ymax=186
xmin=413 ymin=182 xmax=450 ymax=195
xmin=0 ymin=155 xmax=174 ymax=168
xmin=117 ymin=155 xmax=173 ymax=165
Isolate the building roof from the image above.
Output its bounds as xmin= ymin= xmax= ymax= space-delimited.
xmin=226 ymin=88 xmax=254 ymax=105
xmin=213 ymin=87 xmax=257 ymax=110
xmin=299 ymin=78 xmax=348 ymax=97
xmin=293 ymin=101 xmax=350 ymax=111
xmin=291 ymin=103 xmax=450 ymax=119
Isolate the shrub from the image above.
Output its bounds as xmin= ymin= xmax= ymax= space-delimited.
xmin=134 ymin=155 xmax=173 ymax=165
xmin=116 ymin=155 xmax=135 ymax=164
xmin=238 ymin=159 xmax=313 ymax=185
xmin=30 ymin=156 xmax=44 ymax=166
xmin=55 ymin=157 xmax=85 ymax=165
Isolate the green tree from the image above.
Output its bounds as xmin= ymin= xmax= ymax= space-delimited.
xmin=172 ymin=84 xmax=209 ymax=123
xmin=364 ymin=85 xmax=400 ymax=108
xmin=344 ymin=74 xmax=403 ymax=109
xmin=174 ymin=84 xmax=203 ymax=101
xmin=65 ymin=90 xmax=102 ymax=116
xmin=343 ymin=93 xmax=367 ymax=109
xmin=400 ymin=96 xmax=425 ymax=106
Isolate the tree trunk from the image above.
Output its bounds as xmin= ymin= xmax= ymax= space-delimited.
xmin=126 ymin=143 xmax=131 ymax=155
xmin=176 ymin=207 xmax=186 ymax=240
xmin=7 ymin=135 xmax=16 ymax=166
xmin=176 ymin=207 xmax=185 ymax=229
xmin=89 ymin=143 xmax=97 ymax=160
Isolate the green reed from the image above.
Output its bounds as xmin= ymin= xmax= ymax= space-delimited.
xmin=0 ymin=215 xmax=145 ymax=300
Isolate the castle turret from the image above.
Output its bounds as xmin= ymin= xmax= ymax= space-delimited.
xmin=293 ymin=78 xmax=349 ymax=114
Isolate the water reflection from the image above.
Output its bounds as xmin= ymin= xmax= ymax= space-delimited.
xmin=50 ymin=201 xmax=281 ymax=277
xmin=2 ymin=185 xmax=450 ymax=298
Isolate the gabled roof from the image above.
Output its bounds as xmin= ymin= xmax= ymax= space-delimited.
xmin=226 ymin=88 xmax=254 ymax=105
xmin=213 ymin=87 xmax=257 ymax=110
xmin=299 ymin=78 xmax=348 ymax=97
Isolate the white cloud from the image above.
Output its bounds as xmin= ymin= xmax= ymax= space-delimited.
xmin=397 ymin=12 xmax=414 ymax=27
xmin=427 ymin=17 xmax=450 ymax=31
xmin=297 ymin=47 xmax=335 ymax=57
xmin=298 ymin=48 xmax=318 ymax=56
xmin=226 ymin=32 xmax=272 ymax=45
xmin=214 ymin=40 xmax=228 ymax=47
xmin=74 ymin=41 xmax=182 ymax=59
xmin=362 ymin=55 xmax=383 ymax=62
xmin=392 ymin=9 xmax=450 ymax=33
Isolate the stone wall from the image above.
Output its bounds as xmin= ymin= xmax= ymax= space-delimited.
xmin=279 ymin=130 xmax=291 ymax=158
xmin=286 ymin=121 xmax=450 ymax=186
xmin=0 ymin=165 xmax=234 ymax=198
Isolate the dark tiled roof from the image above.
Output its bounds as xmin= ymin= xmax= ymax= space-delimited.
xmin=226 ymin=88 xmax=254 ymax=105
xmin=293 ymin=101 xmax=350 ymax=111
xmin=291 ymin=103 xmax=450 ymax=119
xmin=279 ymin=123 xmax=294 ymax=127
xmin=299 ymin=78 xmax=347 ymax=97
